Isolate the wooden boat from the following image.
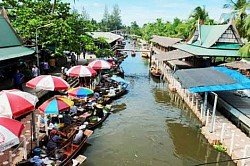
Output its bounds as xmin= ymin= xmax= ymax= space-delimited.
xmin=150 ymin=66 xmax=161 ymax=78
xmin=56 ymin=129 xmax=93 ymax=166
xmin=86 ymin=112 xmax=111 ymax=130
xmin=108 ymin=83 xmax=128 ymax=100
xmin=141 ymin=52 xmax=149 ymax=58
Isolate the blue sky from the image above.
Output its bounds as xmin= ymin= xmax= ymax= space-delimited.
xmin=62 ymin=0 xmax=231 ymax=26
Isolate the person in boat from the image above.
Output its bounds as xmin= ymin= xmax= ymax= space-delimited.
xmin=46 ymin=129 xmax=66 ymax=154
xmin=108 ymin=87 xmax=116 ymax=96
xmin=63 ymin=111 xmax=73 ymax=126
xmin=73 ymin=125 xmax=86 ymax=144
xmin=70 ymin=105 xmax=78 ymax=115
xmin=95 ymin=104 xmax=104 ymax=118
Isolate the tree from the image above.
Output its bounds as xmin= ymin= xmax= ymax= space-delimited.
xmin=223 ymin=0 xmax=249 ymax=38
xmin=109 ymin=4 xmax=122 ymax=30
xmin=189 ymin=6 xmax=209 ymax=24
xmin=100 ymin=5 xmax=110 ymax=31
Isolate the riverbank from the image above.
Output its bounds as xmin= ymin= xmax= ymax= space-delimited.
xmin=156 ymin=57 xmax=250 ymax=166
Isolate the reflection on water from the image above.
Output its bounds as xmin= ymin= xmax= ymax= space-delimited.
xmin=81 ymin=43 xmax=235 ymax=166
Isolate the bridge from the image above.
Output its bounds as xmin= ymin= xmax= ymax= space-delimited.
xmin=116 ymin=48 xmax=151 ymax=52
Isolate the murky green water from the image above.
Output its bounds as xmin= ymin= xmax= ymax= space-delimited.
xmin=81 ymin=44 xmax=235 ymax=166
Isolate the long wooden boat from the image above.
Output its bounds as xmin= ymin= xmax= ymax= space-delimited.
xmin=86 ymin=112 xmax=111 ymax=130
xmin=108 ymin=83 xmax=128 ymax=100
xmin=57 ymin=129 xmax=93 ymax=166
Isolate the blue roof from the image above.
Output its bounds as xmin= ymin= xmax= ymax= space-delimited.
xmin=189 ymin=67 xmax=250 ymax=93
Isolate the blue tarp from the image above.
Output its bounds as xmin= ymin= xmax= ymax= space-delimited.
xmin=189 ymin=67 xmax=250 ymax=93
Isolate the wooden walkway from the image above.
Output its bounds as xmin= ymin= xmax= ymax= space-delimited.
xmin=155 ymin=57 xmax=250 ymax=166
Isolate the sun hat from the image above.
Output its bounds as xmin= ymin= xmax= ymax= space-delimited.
xmin=96 ymin=104 xmax=104 ymax=109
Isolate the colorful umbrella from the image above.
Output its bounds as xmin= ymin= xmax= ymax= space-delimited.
xmin=66 ymin=65 xmax=97 ymax=77
xmin=67 ymin=87 xmax=94 ymax=98
xmin=0 ymin=89 xmax=38 ymax=119
xmin=88 ymin=60 xmax=112 ymax=70
xmin=0 ymin=117 xmax=24 ymax=151
xmin=38 ymin=96 xmax=74 ymax=114
xmin=26 ymin=75 xmax=70 ymax=91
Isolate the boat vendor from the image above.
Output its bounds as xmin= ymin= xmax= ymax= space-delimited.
xmin=46 ymin=129 xmax=66 ymax=154
xmin=107 ymin=87 xmax=116 ymax=96
xmin=70 ymin=105 xmax=78 ymax=114
xmin=95 ymin=104 xmax=104 ymax=118
xmin=73 ymin=125 xmax=86 ymax=144
xmin=63 ymin=111 xmax=73 ymax=126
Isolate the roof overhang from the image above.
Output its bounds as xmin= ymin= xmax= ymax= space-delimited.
xmin=153 ymin=49 xmax=194 ymax=62
xmin=174 ymin=44 xmax=241 ymax=57
xmin=0 ymin=46 xmax=35 ymax=61
xmin=174 ymin=67 xmax=250 ymax=93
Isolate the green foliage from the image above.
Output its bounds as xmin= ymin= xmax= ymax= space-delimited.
xmin=213 ymin=144 xmax=227 ymax=152
xmin=2 ymin=0 xmax=99 ymax=57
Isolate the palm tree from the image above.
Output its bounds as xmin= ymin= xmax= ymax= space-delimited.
xmin=223 ymin=0 xmax=248 ymax=37
xmin=189 ymin=6 xmax=209 ymax=24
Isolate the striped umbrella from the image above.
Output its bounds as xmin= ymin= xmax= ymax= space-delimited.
xmin=67 ymin=87 xmax=94 ymax=98
xmin=0 ymin=89 xmax=38 ymax=119
xmin=66 ymin=65 xmax=97 ymax=77
xmin=0 ymin=117 xmax=24 ymax=151
xmin=26 ymin=75 xmax=70 ymax=91
xmin=88 ymin=60 xmax=112 ymax=70
xmin=38 ymin=96 xmax=74 ymax=114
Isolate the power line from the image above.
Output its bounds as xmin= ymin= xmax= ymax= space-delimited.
xmin=194 ymin=156 xmax=250 ymax=166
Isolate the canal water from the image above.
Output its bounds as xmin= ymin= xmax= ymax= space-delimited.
xmin=82 ymin=45 xmax=235 ymax=166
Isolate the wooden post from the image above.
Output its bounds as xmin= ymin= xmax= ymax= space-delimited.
xmin=220 ymin=123 xmax=226 ymax=142
xmin=9 ymin=151 xmax=12 ymax=166
xmin=210 ymin=92 xmax=218 ymax=133
xmin=22 ymin=135 xmax=27 ymax=160
xmin=229 ymin=131 xmax=235 ymax=155
xmin=206 ymin=108 xmax=210 ymax=126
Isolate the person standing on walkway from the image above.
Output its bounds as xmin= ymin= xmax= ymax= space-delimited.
xmin=12 ymin=69 xmax=24 ymax=91
xmin=82 ymin=47 xmax=86 ymax=59
xmin=70 ymin=51 xmax=76 ymax=66
xmin=32 ymin=65 xmax=40 ymax=78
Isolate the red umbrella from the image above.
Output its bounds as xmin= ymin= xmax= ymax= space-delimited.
xmin=88 ymin=60 xmax=112 ymax=70
xmin=0 ymin=117 xmax=24 ymax=151
xmin=0 ymin=89 xmax=38 ymax=119
xmin=66 ymin=65 xmax=97 ymax=77
xmin=26 ymin=75 xmax=70 ymax=91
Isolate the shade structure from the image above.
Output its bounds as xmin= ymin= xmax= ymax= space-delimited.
xmin=0 ymin=117 xmax=24 ymax=151
xmin=26 ymin=75 xmax=70 ymax=91
xmin=66 ymin=65 xmax=97 ymax=77
xmin=38 ymin=96 xmax=74 ymax=114
xmin=68 ymin=87 xmax=94 ymax=98
xmin=88 ymin=59 xmax=112 ymax=70
xmin=0 ymin=89 xmax=38 ymax=119
xmin=110 ymin=76 xmax=129 ymax=84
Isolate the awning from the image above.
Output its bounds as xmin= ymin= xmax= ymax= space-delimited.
xmin=174 ymin=44 xmax=241 ymax=57
xmin=153 ymin=49 xmax=194 ymax=62
xmin=0 ymin=46 xmax=35 ymax=61
xmin=174 ymin=66 xmax=250 ymax=93
xmin=220 ymin=60 xmax=250 ymax=70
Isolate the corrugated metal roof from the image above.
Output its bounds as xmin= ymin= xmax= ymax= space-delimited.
xmin=174 ymin=44 xmax=241 ymax=57
xmin=174 ymin=66 xmax=250 ymax=93
xmin=87 ymin=32 xmax=124 ymax=44
xmin=0 ymin=16 xmax=21 ymax=48
xmin=150 ymin=35 xmax=182 ymax=48
xmin=0 ymin=46 xmax=35 ymax=61
xmin=153 ymin=49 xmax=193 ymax=62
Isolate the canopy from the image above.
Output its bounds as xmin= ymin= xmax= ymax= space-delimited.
xmin=67 ymin=87 xmax=94 ymax=98
xmin=110 ymin=76 xmax=129 ymax=84
xmin=66 ymin=65 xmax=97 ymax=77
xmin=174 ymin=66 xmax=250 ymax=93
xmin=153 ymin=49 xmax=193 ymax=62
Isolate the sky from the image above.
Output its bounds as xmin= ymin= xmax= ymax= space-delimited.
xmin=62 ymin=0 xmax=231 ymax=26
